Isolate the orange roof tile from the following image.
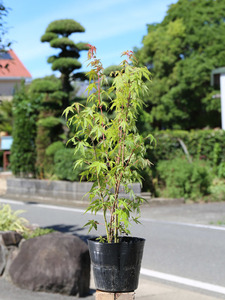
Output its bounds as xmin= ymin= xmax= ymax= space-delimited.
xmin=0 ymin=50 xmax=32 ymax=79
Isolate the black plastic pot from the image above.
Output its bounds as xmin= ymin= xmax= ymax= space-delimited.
xmin=88 ymin=236 xmax=145 ymax=292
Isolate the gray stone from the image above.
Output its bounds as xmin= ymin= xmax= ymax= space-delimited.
xmin=0 ymin=231 xmax=23 ymax=246
xmin=2 ymin=246 xmax=19 ymax=280
xmin=8 ymin=232 xmax=90 ymax=296
xmin=0 ymin=244 xmax=8 ymax=275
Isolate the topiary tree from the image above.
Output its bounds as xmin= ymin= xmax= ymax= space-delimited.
xmin=41 ymin=19 xmax=89 ymax=109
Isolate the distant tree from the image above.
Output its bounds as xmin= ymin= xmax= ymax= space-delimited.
xmin=41 ymin=19 xmax=89 ymax=109
xmin=29 ymin=76 xmax=65 ymax=178
xmin=0 ymin=100 xmax=13 ymax=133
xmin=136 ymin=0 xmax=225 ymax=130
xmin=10 ymin=82 xmax=41 ymax=177
xmin=0 ymin=1 xmax=11 ymax=51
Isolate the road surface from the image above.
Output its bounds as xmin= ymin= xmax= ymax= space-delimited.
xmin=1 ymin=198 xmax=225 ymax=299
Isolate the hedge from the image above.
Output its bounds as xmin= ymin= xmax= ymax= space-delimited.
xmin=151 ymin=129 xmax=225 ymax=166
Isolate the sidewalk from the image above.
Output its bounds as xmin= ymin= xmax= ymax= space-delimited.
xmin=0 ymin=274 xmax=222 ymax=300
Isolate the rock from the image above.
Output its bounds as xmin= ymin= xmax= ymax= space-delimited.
xmin=3 ymin=246 xmax=19 ymax=280
xmin=0 ymin=244 xmax=8 ymax=275
xmin=8 ymin=232 xmax=90 ymax=296
xmin=0 ymin=231 xmax=23 ymax=246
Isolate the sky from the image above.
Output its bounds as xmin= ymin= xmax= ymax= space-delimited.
xmin=5 ymin=0 xmax=177 ymax=79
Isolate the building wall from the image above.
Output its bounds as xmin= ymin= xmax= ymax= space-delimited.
xmin=0 ymin=80 xmax=21 ymax=96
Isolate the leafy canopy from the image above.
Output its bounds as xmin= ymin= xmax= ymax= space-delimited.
xmin=136 ymin=0 xmax=225 ymax=130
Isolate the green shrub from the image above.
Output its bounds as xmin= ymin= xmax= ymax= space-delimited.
xmin=152 ymin=129 xmax=225 ymax=166
xmin=157 ymin=157 xmax=212 ymax=200
xmin=37 ymin=116 xmax=62 ymax=128
xmin=209 ymin=178 xmax=225 ymax=202
xmin=23 ymin=227 xmax=55 ymax=239
xmin=218 ymin=162 xmax=225 ymax=179
xmin=54 ymin=148 xmax=83 ymax=181
xmin=46 ymin=141 xmax=64 ymax=156
xmin=0 ymin=204 xmax=56 ymax=239
xmin=0 ymin=204 xmax=29 ymax=234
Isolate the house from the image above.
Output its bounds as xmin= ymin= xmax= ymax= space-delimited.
xmin=0 ymin=50 xmax=32 ymax=100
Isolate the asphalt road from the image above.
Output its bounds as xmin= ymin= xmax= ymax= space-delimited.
xmin=1 ymin=198 xmax=225 ymax=298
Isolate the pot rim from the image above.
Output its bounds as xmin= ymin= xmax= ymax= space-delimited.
xmin=88 ymin=236 xmax=145 ymax=244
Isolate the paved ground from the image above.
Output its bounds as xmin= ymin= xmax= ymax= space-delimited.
xmin=0 ymin=271 xmax=223 ymax=300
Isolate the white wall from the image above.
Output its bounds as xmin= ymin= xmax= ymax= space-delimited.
xmin=0 ymin=80 xmax=21 ymax=96
xmin=220 ymin=74 xmax=225 ymax=130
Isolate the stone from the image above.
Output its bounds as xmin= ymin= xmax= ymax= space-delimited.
xmin=8 ymin=232 xmax=90 ymax=296
xmin=3 ymin=246 xmax=19 ymax=280
xmin=0 ymin=231 xmax=23 ymax=246
xmin=0 ymin=244 xmax=8 ymax=275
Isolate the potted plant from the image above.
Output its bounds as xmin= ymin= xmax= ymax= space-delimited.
xmin=64 ymin=45 xmax=153 ymax=292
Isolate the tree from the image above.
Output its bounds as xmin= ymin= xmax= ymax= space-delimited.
xmin=10 ymin=82 xmax=41 ymax=177
xmin=0 ymin=1 xmax=11 ymax=51
xmin=41 ymin=19 xmax=89 ymax=109
xmin=29 ymin=76 xmax=65 ymax=178
xmin=136 ymin=0 xmax=225 ymax=130
xmin=0 ymin=100 xmax=13 ymax=133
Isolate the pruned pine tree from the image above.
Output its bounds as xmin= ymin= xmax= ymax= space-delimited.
xmin=41 ymin=19 xmax=89 ymax=109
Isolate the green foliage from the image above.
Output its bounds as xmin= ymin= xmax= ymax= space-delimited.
xmin=37 ymin=116 xmax=63 ymax=128
xmin=65 ymin=47 xmax=153 ymax=243
xmin=0 ymin=204 xmax=29 ymax=233
xmin=45 ymin=141 xmax=64 ymax=156
xmin=136 ymin=0 xmax=225 ymax=130
xmin=157 ymin=158 xmax=211 ymax=200
xmin=0 ymin=3 xmax=11 ymax=51
xmin=218 ymin=162 xmax=225 ymax=179
xmin=54 ymin=148 xmax=83 ymax=181
xmin=152 ymin=129 xmax=225 ymax=166
xmin=0 ymin=204 xmax=55 ymax=239
xmin=29 ymin=77 xmax=62 ymax=93
xmin=0 ymin=100 xmax=13 ymax=134
xmin=29 ymin=75 xmax=65 ymax=178
xmin=40 ymin=32 xmax=58 ymax=42
xmin=41 ymin=18 xmax=88 ymax=95
xmin=50 ymin=37 xmax=76 ymax=48
xmin=76 ymin=42 xmax=90 ymax=51
xmin=23 ymin=227 xmax=55 ymax=240
xmin=103 ymin=65 xmax=122 ymax=76
xmin=209 ymin=178 xmax=225 ymax=202
xmin=143 ymin=129 xmax=225 ymax=200
xmin=10 ymin=82 xmax=40 ymax=177
xmin=45 ymin=19 xmax=85 ymax=35
xmin=51 ymin=57 xmax=81 ymax=73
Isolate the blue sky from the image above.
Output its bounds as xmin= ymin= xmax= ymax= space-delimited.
xmin=6 ymin=0 xmax=177 ymax=79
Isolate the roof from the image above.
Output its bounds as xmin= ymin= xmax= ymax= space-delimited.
xmin=0 ymin=50 xmax=32 ymax=79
